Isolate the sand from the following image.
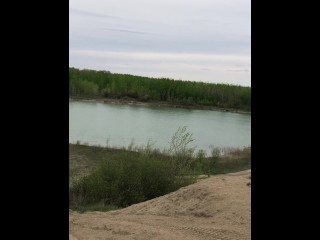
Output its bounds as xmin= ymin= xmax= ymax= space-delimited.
xmin=69 ymin=169 xmax=251 ymax=240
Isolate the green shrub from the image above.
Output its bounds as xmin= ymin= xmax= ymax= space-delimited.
xmin=69 ymin=151 xmax=192 ymax=208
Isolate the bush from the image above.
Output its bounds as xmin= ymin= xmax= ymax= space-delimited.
xmin=69 ymin=152 xmax=192 ymax=208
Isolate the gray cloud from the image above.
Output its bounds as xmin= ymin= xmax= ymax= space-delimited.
xmin=69 ymin=0 xmax=251 ymax=86
xmin=102 ymin=28 xmax=157 ymax=35
xmin=200 ymin=68 xmax=212 ymax=71
xmin=227 ymin=69 xmax=249 ymax=72
xmin=69 ymin=8 xmax=119 ymax=19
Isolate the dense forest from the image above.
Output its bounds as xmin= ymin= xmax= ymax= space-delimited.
xmin=69 ymin=67 xmax=251 ymax=111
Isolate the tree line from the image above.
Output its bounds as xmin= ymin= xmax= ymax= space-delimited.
xmin=69 ymin=67 xmax=251 ymax=111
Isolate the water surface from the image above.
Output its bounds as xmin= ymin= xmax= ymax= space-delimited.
xmin=69 ymin=100 xmax=251 ymax=153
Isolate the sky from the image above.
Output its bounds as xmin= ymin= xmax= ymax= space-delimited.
xmin=69 ymin=0 xmax=251 ymax=86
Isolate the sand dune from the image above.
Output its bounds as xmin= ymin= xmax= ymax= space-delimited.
xmin=69 ymin=170 xmax=251 ymax=240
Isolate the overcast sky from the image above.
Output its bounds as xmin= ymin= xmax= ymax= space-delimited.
xmin=69 ymin=0 xmax=251 ymax=86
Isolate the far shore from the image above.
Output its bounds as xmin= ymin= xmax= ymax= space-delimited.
xmin=69 ymin=96 xmax=251 ymax=115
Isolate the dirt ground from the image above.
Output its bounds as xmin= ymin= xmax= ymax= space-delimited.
xmin=69 ymin=169 xmax=251 ymax=240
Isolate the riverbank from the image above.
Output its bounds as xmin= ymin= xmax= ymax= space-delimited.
xmin=70 ymin=169 xmax=251 ymax=240
xmin=69 ymin=96 xmax=251 ymax=114
xmin=69 ymin=143 xmax=251 ymax=211
xmin=69 ymin=142 xmax=251 ymax=239
xmin=69 ymin=144 xmax=251 ymax=183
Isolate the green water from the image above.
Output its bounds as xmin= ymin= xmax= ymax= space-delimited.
xmin=69 ymin=100 xmax=251 ymax=153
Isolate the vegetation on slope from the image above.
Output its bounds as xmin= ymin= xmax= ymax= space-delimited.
xmin=69 ymin=127 xmax=251 ymax=212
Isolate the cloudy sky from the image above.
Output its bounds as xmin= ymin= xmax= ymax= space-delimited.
xmin=69 ymin=0 xmax=251 ymax=86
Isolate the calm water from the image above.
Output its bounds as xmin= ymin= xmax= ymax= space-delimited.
xmin=69 ymin=100 xmax=251 ymax=153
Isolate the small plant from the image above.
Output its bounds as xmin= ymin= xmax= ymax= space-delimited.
xmin=106 ymin=138 xmax=110 ymax=148
xmin=204 ymin=147 xmax=220 ymax=176
xmin=211 ymin=147 xmax=221 ymax=159
xmin=127 ymin=138 xmax=135 ymax=151
xmin=196 ymin=149 xmax=206 ymax=162
xmin=140 ymin=139 xmax=156 ymax=157
xmin=169 ymin=126 xmax=196 ymax=175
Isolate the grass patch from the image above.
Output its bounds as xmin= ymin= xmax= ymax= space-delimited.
xmin=210 ymin=147 xmax=251 ymax=174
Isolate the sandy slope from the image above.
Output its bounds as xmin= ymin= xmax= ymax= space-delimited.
xmin=69 ymin=170 xmax=251 ymax=240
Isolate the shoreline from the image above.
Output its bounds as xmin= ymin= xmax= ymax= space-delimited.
xmin=69 ymin=96 xmax=251 ymax=115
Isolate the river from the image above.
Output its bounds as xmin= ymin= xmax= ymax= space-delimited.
xmin=69 ymin=100 xmax=251 ymax=154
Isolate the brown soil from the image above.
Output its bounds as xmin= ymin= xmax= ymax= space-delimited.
xmin=69 ymin=169 xmax=251 ymax=240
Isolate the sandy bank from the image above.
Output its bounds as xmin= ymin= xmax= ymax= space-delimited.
xmin=69 ymin=170 xmax=251 ymax=240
